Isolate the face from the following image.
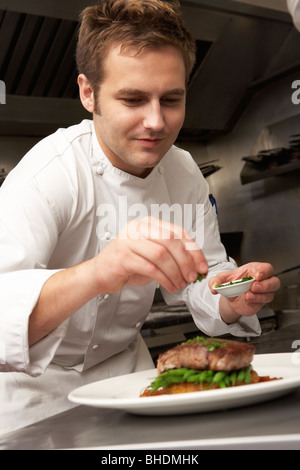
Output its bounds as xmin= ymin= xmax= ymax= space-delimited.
xmin=80 ymin=45 xmax=186 ymax=178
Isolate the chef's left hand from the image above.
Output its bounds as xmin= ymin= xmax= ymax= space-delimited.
xmin=209 ymin=262 xmax=281 ymax=323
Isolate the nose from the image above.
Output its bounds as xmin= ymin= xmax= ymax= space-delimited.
xmin=143 ymin=101 xmax=165 ymax=131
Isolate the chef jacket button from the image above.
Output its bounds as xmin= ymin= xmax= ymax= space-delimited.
xmin=98 ymin=293 xmax=110 ymax=301
xmin=96 ymin=165 xmax=104 ymax=176
xmin=92 ymin=344 xmax=99 ymax=351
xmin=104 ymin=232 xmax=111 ymax=240
xmin=158 ymin=166 xmax=164 ymax=174
xmin=135 ymin=321 xmax=142 ymax=329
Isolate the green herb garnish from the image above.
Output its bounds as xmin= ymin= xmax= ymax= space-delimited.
xmin=215 ymin=276 xmax=254 ymax=288
xmin=193 ymin=273 xmax=208 ymax=283
xmin=145 ymin=366 xmax=252 ymax=394
xmin=181 ymin=336 xmax=227 ymax=352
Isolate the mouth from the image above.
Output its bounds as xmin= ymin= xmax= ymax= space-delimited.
xmin=136 ymin=137 xmax=165 ymax=148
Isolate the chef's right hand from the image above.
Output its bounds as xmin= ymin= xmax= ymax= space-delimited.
xmin=92 ymin=216 xmax=208 ymax=294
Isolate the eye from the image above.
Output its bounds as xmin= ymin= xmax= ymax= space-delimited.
xmin=161 ymin=96 xmax=184 ymax=106
xmin=120 ymin=97 xmax=144 ymax=106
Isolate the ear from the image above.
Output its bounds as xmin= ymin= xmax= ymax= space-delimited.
xmin=78 ymin=74 xmax=95 ymax=113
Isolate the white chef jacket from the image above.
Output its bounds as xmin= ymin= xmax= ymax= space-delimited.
xmin=287 ymin=0 xmax=300 ymax=30
xmin=0 ymin=120 xmax=260 ymax=434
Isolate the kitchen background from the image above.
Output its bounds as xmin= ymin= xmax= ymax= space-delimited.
xmin=0 ymin=0 xmax=300 ymax=344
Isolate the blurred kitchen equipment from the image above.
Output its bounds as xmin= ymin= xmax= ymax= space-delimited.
xmin=198 ymin=159 xmax=222 ymax=178
xmin=240 ymin=135 xmax=300 ymax=184
xmin=284 ymin=285 xmax=299 ymax=310
xmin=274 ymin=265 xmax=300 ymax=311
xmin=275 ymin=265 xmax=300 ymax=276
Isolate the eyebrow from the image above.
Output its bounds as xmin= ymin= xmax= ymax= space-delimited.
xmin=115 ymin=88 xmax=186 ymax=96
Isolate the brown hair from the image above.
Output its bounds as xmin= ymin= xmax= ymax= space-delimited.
xmin=76 ymin=0 xmax=196 ymax=100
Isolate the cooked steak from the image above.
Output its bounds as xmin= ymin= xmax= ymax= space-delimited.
xmin=157 ymin=337 xmax=255 ymax=374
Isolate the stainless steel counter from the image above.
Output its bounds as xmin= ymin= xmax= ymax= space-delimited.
xmin=1 ymin=317 xmax=300 ymax=450
xmin=1 ymin=386 xmax=300 ymax=450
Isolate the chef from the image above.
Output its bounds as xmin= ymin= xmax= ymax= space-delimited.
xmin=0 ymin=0 xmax=280 ymax=435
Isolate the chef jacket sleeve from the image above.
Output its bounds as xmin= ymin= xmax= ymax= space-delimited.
xmin=0 ymin=172 xmax=69 ymax=376
xmin=182 ymin=278 xmax=261 ymax=337
xmin=287 ymin=0 xmax=300 ymax=31
xmin=0 ymin=270 xmax=69 ymax=376
xmin=161 ymin=177 xmax=261 ymax=338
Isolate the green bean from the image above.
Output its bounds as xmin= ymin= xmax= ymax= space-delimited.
xmin=219 ymin=380 xmax=227 ymax=389
xmin=198 ymin=371 xmax=210 ymax=382
xmin=213 ymin=371 xmax=227 ymax=384
xmin=146 ymin=365 xmax=253 ymax=394
xmin=164 ymin=368 xmax=187 ymax=377
xmin=224 ymin=375 xmax=231 ymax=386
xmin=229 ymin=371 xmax=237 ymax=386
xmin=237 ymin=369 xmax=245 ymax=382
xmin=245 ymin=367 xmax=251 ymax=384
xmin=183 ymin=369 xmax=197 ymax=381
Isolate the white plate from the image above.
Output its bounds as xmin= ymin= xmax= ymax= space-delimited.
xmin=68 ymin=353 xmax=300 ymax=416
xmin=214 ymin=277 xmax=255 ymax=298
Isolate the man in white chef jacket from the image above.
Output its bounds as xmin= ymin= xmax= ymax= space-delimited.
xmin=0 ymin=0 xmax=280 ymax=435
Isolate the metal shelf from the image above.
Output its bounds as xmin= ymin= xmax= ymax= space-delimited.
xmin=240 ymin=158 xmax=300 ymax=184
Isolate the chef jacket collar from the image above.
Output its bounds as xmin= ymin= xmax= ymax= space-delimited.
xmin=91 ymin=121 xmax=163 ymax=184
